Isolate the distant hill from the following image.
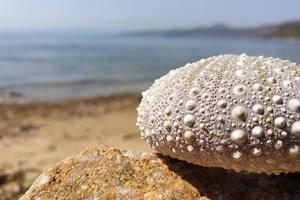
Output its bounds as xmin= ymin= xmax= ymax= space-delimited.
xmin=125 ymin=21 xmax=300 ymax=40
xmin=268 ymin=21 xmax=300 ymax=39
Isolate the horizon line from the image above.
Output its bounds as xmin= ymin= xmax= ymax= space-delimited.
xmin=0 ymin=18 xmax=299 ymax=34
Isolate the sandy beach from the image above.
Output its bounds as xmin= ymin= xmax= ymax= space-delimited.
xmin=0 ymin=94 xmax=150 ymax=199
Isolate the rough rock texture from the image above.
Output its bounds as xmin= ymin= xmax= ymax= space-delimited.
xmin=21 ymin=145 xmax=300 ymax=200
xmin=137 ymin=54 xmax=300 ymax=174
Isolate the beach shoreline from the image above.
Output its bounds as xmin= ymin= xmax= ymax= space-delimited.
xmin=0 ymin=93 xmax=150 ymax=199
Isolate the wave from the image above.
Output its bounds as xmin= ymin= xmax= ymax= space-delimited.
xmin=0 ymin=77 xmax=155 ymax=89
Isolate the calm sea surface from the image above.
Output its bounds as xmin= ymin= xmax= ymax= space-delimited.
xmin=0 ymin=33 xmax=300 ymax=101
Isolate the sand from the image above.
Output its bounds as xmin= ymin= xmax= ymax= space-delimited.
xmin=2 ymin=93 xmax=300 ymax=200
xmin=0 ymin=94 xmax=150 ymax=199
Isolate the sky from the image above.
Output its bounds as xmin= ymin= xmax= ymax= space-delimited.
xmin=0 ymin=0 xmax=300 ymax=32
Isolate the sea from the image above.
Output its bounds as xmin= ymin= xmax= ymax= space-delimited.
xmin=0 ymin=32 xmax=300 ymax=101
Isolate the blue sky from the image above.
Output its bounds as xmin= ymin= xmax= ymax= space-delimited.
xmin=0 ymin=0 xmax=300 ymax=32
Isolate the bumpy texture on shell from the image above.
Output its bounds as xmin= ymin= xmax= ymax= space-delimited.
xmin=137 ymin=54 xmax=300 ymax=174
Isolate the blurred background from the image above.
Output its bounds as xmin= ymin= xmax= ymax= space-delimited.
xmin=1 ymin=0 xmax=300 ymax=199
xmin=0 ymin=0 xmax=299 ymax=101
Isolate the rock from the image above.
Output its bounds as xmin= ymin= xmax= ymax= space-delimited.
xmin=9 ymin=91 xmax=23 ymax=98
xmin=21 ymin=145 xmax=300 ymax=200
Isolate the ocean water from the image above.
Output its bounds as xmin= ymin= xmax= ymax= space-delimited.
xmin=0 ymin=33 xmax=300 ymax=101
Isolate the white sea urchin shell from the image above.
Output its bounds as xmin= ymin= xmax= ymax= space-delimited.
xmin=137 ymin=54 xmax=300 ymax=174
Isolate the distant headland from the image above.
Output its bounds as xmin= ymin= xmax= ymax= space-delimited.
xmin=123 ymin=20 xmax=300 ymax=40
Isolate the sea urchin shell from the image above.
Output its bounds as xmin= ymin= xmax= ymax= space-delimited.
xmin=137 ymin=54 xmax=300 ymax=174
